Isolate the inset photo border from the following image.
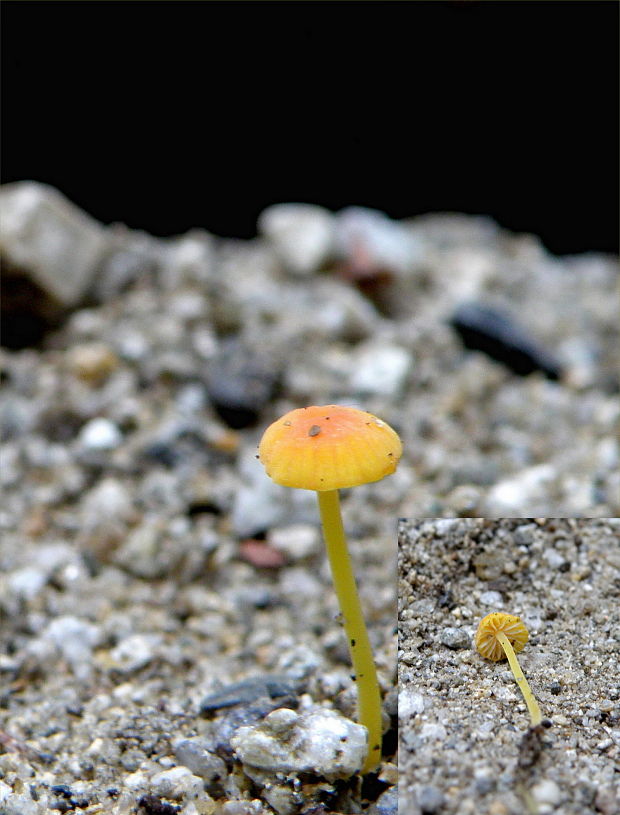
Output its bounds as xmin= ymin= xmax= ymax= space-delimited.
xmin=398 ymin=517 xmax=619 ymax=815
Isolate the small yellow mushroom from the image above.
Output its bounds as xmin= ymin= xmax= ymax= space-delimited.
xmin=259 ymin=405 xmax=402 ymax=773
xmin=475 ymin=612 xmax=542 ymax=727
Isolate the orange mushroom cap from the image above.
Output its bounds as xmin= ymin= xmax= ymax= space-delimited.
xmin=258 ymin=405 xmax=402 ymax=491
xmin=475 ymin=612 xmax=529 ymax=661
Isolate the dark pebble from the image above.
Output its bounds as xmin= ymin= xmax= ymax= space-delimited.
xmin=137 ymin=795 xmax=181 ymax=815
xmin=203 ymin=340 xmax=280 ymax=429
xmin=450 ymin=302 xmax=563 ymax=380
xmin=199 ymin=674 xmax=301 ymax=713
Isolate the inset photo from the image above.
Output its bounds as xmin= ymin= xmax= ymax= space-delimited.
xmin=398 ymin=518 xmax=619 ymax=815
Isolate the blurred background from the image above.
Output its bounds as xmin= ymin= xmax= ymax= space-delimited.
xmin=2 ymin=0 xmax=618 ymax=253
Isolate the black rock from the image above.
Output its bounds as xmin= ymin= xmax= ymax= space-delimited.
xmin=199 ymin=674 xmax=301 ymax=714
xmin=450 ymin=302 xmax=563 ymax=380
xmin=204 ymin=340 xmax=280 ymax=429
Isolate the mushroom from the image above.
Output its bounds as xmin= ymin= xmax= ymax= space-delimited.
xmin=258 ymin=405 xmax=402 ymax=773
xmin=475 ymin=611 xmax=542 ymax=726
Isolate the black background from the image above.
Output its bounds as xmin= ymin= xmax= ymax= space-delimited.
xmin=2 ymin=0 xmax=618 ymax=253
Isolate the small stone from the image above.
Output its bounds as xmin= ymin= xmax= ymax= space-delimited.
xmin=232 ymin=447 xmax=316 ymax=537
xmin=335 ymin=206 xmax=422 ymax=275
xmin=82 ymin=477 xmax=134 ymax=525
xmin=419 ymin=723 xmax=446 ymax=741
xmin=263 ymin=784 xmax=299 ymax=815
xmin=398 ymin=689 xmax=425 ymax=719
xmin=0 ymin=181 xmax=108 ymax=306
xmin=174 ymin=739 xmax=227 ymax=784
xmin=108 ymin=633 xmax=161 ymax=673
xmin=44 ymin=615 xmax=101 ymax=680
xmin=258 ymin=203 xmax=335 ymax=276
xmin=78 ymin=417 xmax=123 ymax=450
xmin=513 ymin=523 xmax=537 ymax=546
xmin=231 ymin=707 xmax=367 ymax=781
xmin=267 ymin=524 xmax=321 ymax=560
xmin=450 ymin=301 xmax=563 ymax=380
xmin=531 ymin=779 xmax=561 ymax=807
xmin=263 ymin=708 xmax=299 ymax=734
xmin=440 ymin=627 xmax=471 ymax=649
xmin=200 ymin=675 xmax=299 ymax=713
xmin=484 ymin=465 xmax=556 ymax=515
xmin=473 ymin=551 xmax=504 ymax=581
xmin=543 ymin=548 xmax=566 ymax=569
xmin=479 ymin=590 xmax=504 ymax=607
xmin=8 ymin=567 xmax=47 ymax=600
xmin=595 ymin=787 xmax=620 ymax=815
xmin=418 ymin=785 xmax=445 ymax=813
xmin=349 ymin=342 xmax=413 ymax=397
xmin=373 ymin=786 xmax=398 ymax=815
xmin=67 ymin=342 xmax=119 ymax=384
xmin=204 ymin=340 xmax=280 ymax=429
xmin=239 ymin=540 xmax=287 ymax=569
xmin=150 ymin=766 xmax=203 ymax=800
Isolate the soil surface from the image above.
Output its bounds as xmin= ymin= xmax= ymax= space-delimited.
xmin=0 ymin=204 xmax=618 ymax=814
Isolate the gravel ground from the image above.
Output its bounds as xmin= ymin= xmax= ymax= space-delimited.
xmin=0 ymin=191 xmax=618 ymax=814
xmin=398 ymin=517 xmax=620 ymax=815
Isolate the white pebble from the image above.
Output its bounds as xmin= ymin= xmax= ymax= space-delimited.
xmin=268 ymin=524 xmax=321 ymax=560
xmin=350 ymin=343 xmax=412 ymax=398
xmin=398 ymin=689 xmax=425 ymax=719
xmin=531 ymin=779 xmax=561 ymax=806
xmin=78 ymin=417 xmax=123 ymax=450
xmin=8 ymin=567 xmax=47 ymax=600
xmin=45 ymin=615 xmax=101 ymax=680
xmin=231 ymin=707 xmax=367 ymax=781
xmin=479 ymin=590 xmax=504 ymax=607
xmin=109 ymin=633 xmax=161 ymax=673
xmin=543 ymin=548 xmax=565 ymax=569
xmin=150 ymin=766 xmax=203 ymax=800
xmin=258 ymin=203 xmax=335 ymax=276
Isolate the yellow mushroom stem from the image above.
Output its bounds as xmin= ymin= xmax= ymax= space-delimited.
xmin=317 ymin=489 xmax=382 ymax=774
xmin=495 ymin=630 xmax=542 ymax=726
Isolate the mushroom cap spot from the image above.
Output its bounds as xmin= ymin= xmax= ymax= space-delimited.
xmin=258 ymin=405 xmax=402 ymax=491
xmin=475 ymin=612 xmax=529 ymax=661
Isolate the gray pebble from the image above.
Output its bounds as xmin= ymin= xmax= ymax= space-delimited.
xmin=150 ymin=765 xmax=203 ymax=800
xmin=8 ymin=567 xmax=47 ymax=600
xmin=174 ymin=738 xmax=227 ymax=783
xmin=108 ymin=633 xmax=161 ymax=673
xmin=440 ymin=627 xmax=471 ymax=649
xmin=258 ymin=203 xmax=335 ymax=276
xmin=44 ymin=615 xmax=101 ymax=680
xmin=200 ymin=675 xmax=300 ymax=713
xmin=543 ymin=547 xmax=566 ymax=569
xmin=82 ymin=477 xmax=133 ymax=525
xmin=479 ymin=590 xmax=504 ymax=607
xmin=335 ymin=206 xmax=422 ymax=274
xmin=0 ymin=181 xmax=108 ymax=306
xmin=418 ymin=784 xmax=445 ymax=813
xmin=372 ymin=785 xmax=398 ymax=815
xmin=267 ymin=524 xmax=321 ymax=560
